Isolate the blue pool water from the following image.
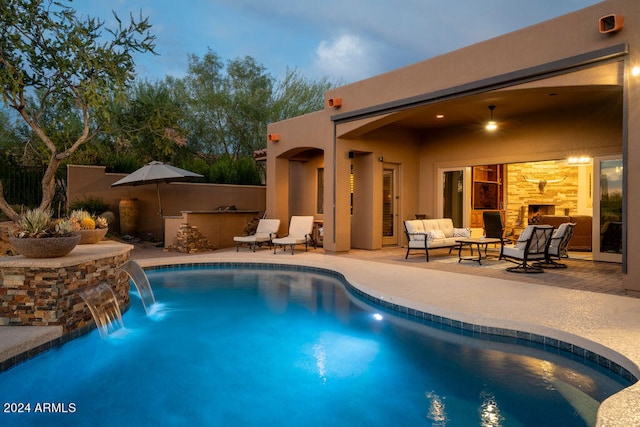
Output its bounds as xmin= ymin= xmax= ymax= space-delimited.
xmin=0 ymin=266 xmax=632 ymax=426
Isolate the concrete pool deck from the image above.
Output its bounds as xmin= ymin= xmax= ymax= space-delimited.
xmin=1 ymin=244 xmax=638 ymax=425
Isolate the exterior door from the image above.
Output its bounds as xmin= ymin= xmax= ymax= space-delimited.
xmin=593 ymin=156 xmax=623 ymax=263
xmin=382 ymin=164 xmax=399 ymax=246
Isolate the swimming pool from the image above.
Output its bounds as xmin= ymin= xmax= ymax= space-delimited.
xmin=0 ymin=265 xmax=631 ymax=426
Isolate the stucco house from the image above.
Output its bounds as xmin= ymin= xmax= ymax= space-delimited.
xmin=265 ymin=0 xmax=637 ymax=292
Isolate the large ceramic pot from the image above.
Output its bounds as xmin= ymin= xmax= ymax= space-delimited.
xmin=9 ymin=235 xmax=80 ymax=258
xmin=78 ymin=228 xmax=108 ymax=244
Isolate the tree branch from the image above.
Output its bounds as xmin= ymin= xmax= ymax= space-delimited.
xmin=0 ymin=181 xmax=20 ymax=222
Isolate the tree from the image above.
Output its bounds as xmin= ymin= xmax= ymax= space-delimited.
xmin=182 ymin=50 xmax=338 ymax=160
xmin=183 ymin=50 xmax=273 ymax=158
xmin=270 ymin=68 xmax=339 ymax=123
xmin=111 ymin=80 xmax=188 ymax=164
xmin=0 ymin=0 xmax=155 ymax=221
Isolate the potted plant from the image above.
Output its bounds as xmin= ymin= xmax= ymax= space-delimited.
xmin=70 ymin=210 xmax=109 ymax=244
xmin=9 ymin=208 xmax=80 ymax=258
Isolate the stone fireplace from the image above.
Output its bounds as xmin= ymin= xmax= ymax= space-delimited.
xmin=528 ymin=204 xmax=555 ymax=224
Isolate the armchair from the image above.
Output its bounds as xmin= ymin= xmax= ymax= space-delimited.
xmin=500 ymin=225 xmax=554 ymax=273
xmin=534 ymin=222 xmax=575 ymax=268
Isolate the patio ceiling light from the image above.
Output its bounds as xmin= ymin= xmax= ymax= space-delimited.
xmin=485 ymin=105 xmax=497 ymax=131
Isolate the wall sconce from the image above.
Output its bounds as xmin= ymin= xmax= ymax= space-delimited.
xmin=267 ymin=133 xmax=280 ymax=142
xmin=485 ymin=105 xmax=497 ymax=131
xmin=328 ymin=98 xmax=342 ymax=108
xmin=378 ymin=156 xmax=384 ymax=162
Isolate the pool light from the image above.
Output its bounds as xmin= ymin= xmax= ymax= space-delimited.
xmin=373 ymin=313 xmax=384 ymax=321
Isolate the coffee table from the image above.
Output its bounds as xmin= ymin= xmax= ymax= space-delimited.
xmin=455 ymin=237 xmax=502 ymax=265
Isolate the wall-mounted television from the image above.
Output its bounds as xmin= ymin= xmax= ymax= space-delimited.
xmin=473 ymin=182 xmax=499 ymax=209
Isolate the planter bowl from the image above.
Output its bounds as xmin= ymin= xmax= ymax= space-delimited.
xmin=78 ymin=228 xmax=108 ymax=244
xmin=9 ymin=235 xmax=80 ymax=258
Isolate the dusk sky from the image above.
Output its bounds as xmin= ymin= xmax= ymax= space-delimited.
xmin=72 ymin=0 xmax=603 ymax=84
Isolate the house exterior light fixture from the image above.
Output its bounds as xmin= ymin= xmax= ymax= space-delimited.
xmin=267 ymin=133 xmax=280 ymax=142
xmin=328 ymin=98 xmax=342 ymax=108
xmin=485 ymin=105 xmax=498 ymax=131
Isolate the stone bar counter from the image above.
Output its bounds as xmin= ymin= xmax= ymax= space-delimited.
xmin=0 ymin=241 xmax=134 ymax=334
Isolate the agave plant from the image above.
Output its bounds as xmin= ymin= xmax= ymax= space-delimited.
xmin=14 ymin=208 xmax=77 ymax=238
xmin=15 ymin=208 xmax=53 ymax=238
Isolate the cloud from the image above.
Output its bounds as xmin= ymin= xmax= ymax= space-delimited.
xmin=313 ymin=33 xmax=377 ymax=82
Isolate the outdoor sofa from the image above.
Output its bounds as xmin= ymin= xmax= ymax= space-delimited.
xmin=404 ymin=218 xmax=471 ymax=262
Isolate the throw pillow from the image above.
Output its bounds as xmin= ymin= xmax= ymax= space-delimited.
xmin=428 ymin=229 xmax=446 ymax=241
xmin=453 ymin=227 xmax=471 ymax=238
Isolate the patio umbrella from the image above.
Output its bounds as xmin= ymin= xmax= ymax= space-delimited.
xmin=110 ymin=161 xmax=203 ymax=216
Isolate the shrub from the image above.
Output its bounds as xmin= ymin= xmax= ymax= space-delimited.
xmin=69 ymin=197 xmax=110 ymax=216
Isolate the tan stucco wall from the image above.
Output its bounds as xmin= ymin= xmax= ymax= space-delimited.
xmin=67 ymin=165 xmax=265 ymax=239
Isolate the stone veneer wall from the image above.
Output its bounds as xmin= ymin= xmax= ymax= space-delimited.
xmin=505 ymin=161 xmax=581 ymax=228
xmin=0 ymin=243 xmax=132 ymax=334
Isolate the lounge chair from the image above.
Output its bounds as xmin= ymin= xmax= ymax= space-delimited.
xmin=534 ymin=222 xmax=576 ymax=268
xmin=233 ymin=219 xmax=280 ymax=252
xmin=500 ymin=225 xmax=554 ymax=273
xmin=272 ymin=216 xmax=315 ymax=254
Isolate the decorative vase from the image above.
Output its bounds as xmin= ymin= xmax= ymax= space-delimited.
xmin=9 ymin=235 xmax=81 ymax=258
xmin=78 ymin=228 xmax=108 ymax=244
xmin=119 ymin=198 xmax=139 ymax=236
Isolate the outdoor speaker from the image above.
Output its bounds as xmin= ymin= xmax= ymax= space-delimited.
xmin=348 ymin=151 xmax=355 ymax=159
xmin=599 ymin=14 xmax=624 ymax=34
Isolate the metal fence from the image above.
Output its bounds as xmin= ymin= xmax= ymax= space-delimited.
xmin=0 ymin=165 xmax=45 ymax=207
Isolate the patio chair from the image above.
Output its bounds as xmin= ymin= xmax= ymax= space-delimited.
xmin=233 ymin=219 xmax=281 ymax=252
xmin=534 ymin=222 xmax=576 ymax=268
xmin=482 ymin=211 xmax=510 ymax=257
xmin=482 ymin=211 xmax=510 ymax=242
xmin=272 ymin=216 xmax=315 ymax=255
xmin=500 ymin=225 xmax=554 ymax=273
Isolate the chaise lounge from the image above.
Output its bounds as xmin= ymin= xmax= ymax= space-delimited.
xmin=233 ymin=219 xmax=281 ymax=252
xmin=272 ymin=216 xmax=315 ymax=255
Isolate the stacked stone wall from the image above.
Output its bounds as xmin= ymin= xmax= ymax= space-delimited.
xmin=0 ymin=244 xmax=132 ymax=333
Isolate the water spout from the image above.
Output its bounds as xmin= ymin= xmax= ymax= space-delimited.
xmin=79 ymin=283 xmax=124 ymax=338
xmin=118 ymin=260 xmax=157 ymax=315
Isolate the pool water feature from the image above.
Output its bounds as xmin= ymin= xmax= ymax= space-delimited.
xmin=118 ymin=260 xmax=156 ymax=315
xmin=78 ymin=282 xmax=124 ymax=338
xmin=0 ymin=266 xmax=632 ymax=426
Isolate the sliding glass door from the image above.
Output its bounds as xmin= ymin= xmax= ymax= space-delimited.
xmin=593 ymin=156 xmax=623 ymax=263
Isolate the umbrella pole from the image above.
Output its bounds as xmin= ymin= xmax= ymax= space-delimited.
xmin=156 ymin=183 xmax=163 ymax=216
xmin=157 ymin=183 xmax=165 ymax=246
